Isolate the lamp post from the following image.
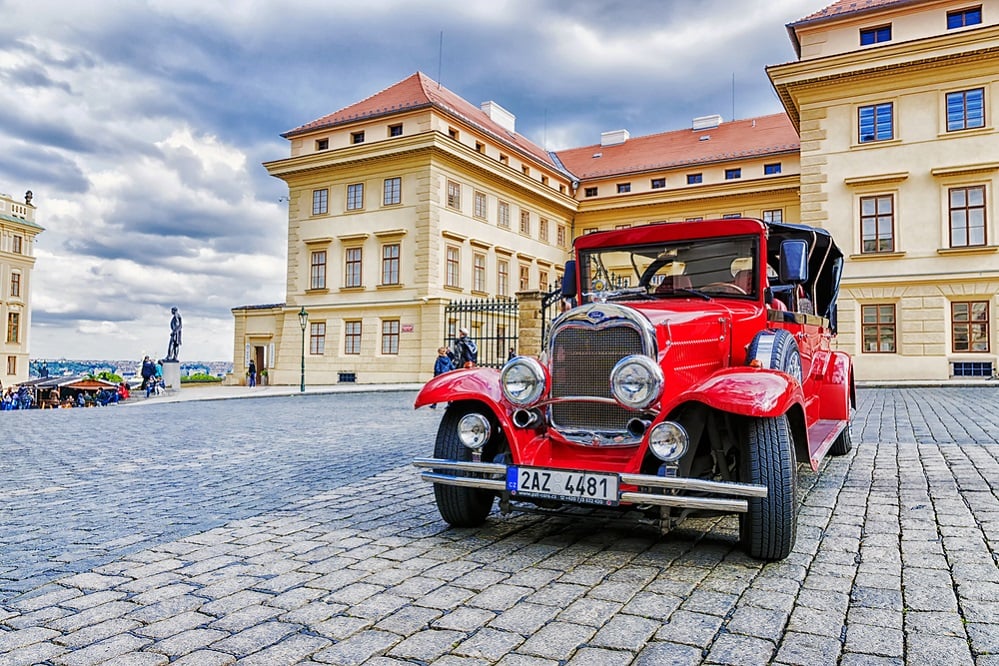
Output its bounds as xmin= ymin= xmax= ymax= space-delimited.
xmin=298 ymin=306 xmax=309 ymax=393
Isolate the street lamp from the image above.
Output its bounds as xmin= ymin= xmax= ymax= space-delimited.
xmin=298 ymin=306 xmax=309 ymax=393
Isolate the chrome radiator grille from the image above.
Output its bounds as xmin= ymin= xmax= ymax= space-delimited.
xmin=549 ymin=325 xmax=644 ymax=431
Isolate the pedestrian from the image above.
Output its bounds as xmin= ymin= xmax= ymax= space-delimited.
xmin=453 ymin=327 xmax=478 ymax=368
xmin=430 ymin=346 xmax=454 ymax=409
xmin=140 ymin=355 xmax=155 ymax=390
xmin=508 ymin=347 xmax=516 ymax=361
xmin=248 ymin=359 xmax=257 ymax=387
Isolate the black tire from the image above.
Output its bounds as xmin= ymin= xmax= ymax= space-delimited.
xmin=829 ymin=424 xmax=852 ymax=456
xmin=432 ymin=405 xmax=496 ymax=527
xmin=739 ymin=415 xmax=797 ymax=561
xmin=748 ymin=330 xmax=801 ymax=383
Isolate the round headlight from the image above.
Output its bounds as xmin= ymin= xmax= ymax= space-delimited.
xmin=458 ymin=413 xmax=491 ymax=450
xmin=500 ymin=357 xmax=547 ymax=406
xmin=609 ymin=355 xmax=664 ymax=410
xmin=648 ymin=421 xmax=689 ymax=462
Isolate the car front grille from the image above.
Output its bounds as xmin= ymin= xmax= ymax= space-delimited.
xmin=549 ymin=324 xmax=644 ymax=433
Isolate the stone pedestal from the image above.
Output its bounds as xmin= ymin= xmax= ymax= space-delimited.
xmin=162 ymin=360 xmax=181 ymax=391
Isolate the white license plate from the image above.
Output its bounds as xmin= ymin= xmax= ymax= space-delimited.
xmin=506 ymin=467 xmax=619 ymax=506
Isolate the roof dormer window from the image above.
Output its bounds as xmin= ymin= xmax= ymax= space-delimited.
xmin=860 ymin=25 xmax=891 ymax=45
xmin=351 ymin=131 xmax=365 ymax=145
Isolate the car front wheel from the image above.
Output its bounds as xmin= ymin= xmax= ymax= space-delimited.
xmin=432 ymin=405 xmax=496 ymax=527
xmin=739 ymin=414 xmax=797 ymax=561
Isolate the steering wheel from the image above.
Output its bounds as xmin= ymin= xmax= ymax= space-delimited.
xmin=702 ymin=282 xmax=747 ymax=295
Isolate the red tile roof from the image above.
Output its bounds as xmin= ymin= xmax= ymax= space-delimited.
xmin=554 ymin=114 xmax=799 ymax=180
xmin=284 ymin=72 xmax=556 ymax=168
xmin=792 ymin=0 xmax=908 ymax=26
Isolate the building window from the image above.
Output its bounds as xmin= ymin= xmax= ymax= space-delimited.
xmin=651 ymin=178 xmax=666 ymax=189
xmin=540 ymin=269 xmax=549 ymax=290
xmin=952 ymin=301 xmax=990 ymax=352
xmin=763 ymin=209 xmax=784 ymax=223
xmin=617 ymin=183 xmax=631 ymax=193
xmin=860 ymin=195 xmax=895 ymax=253
xmin=499 ymin=154 xmax=509 ymax=165
xmin=381 ymin=243 xmax=400 ymax=285
xmin=539 ymin=218 xmax=549 ymax=243
xmin=498 ymin=259 xmax=509 ymax=296
xmin=388 ymin=124 xmax=403 ymax=137
xmin=498 ymin=201 xmax=510 ymax=228
xmin=475 ymin=141 xmax=485 ymax=153
xmin=520 ymin=210 xmax=530 ymax=235
xmin=312 ymin=189 xmax=328 ymax=215
xmin=519 ymin=265 xmax=530 ymax=291
xmin=10 ymin=272 xmax=21 ymax=298
xmin=725 ymin=168 xmax=742 ymax=180
xmin=447 ymin=180 xmax=461 ymax=210
xmin=541 ymin=175 xmax=549 ymax=186
xmin=383 ymin=177 xmax=401 ymax=206
xmin=6 ymin=312 xmax=19 ymax=344
xmin=351 ymin=131 xmax=365 ymax=144
xmin=946 ymin=88 xmax=985 ymax=132
xmin=722 ymin=213 xmax=742 ymax=219
xmin=764 ymin=163 xmax=782 ymax=175
xmin=445 ymin=245 xmax=460 ymax=288
xmin=310 ymin=250 xmax=327 ymax=290
xmin=686 ymin=217 xmax=704 ymax=221
xmin=860 ymin=24 xmax=891 ymax=45
xmin=615 ymin=224 xmax=632 ymax=230
xmin=947 ymin=7 xmax=982 ymax=29
xmin=6 ymin=356 xmax=14 ymax=376
xmin=859 ymin=103 xmax=893 ymax=142
xmin=11 ymin=236 xmax=22 ymax=254
xmin=345 ymin=247 xmax=362 ymax=288
xmin=862 ymin=304 xmax=896 ymax=353
xmin=315 ymin=138 xmax=329 ymax=151
xmin=381 ymin=320 xmax=400 ymax=355
xmin=347 ymin=183 xmax=364 ymax=210
xmin=473 ymin=253 xmax=486 ymax=292
xmin=310 ymin=322 xmax=326 ymax=355
xmin=584 ymin=187 xmax=598 ymax=197
xmin=557 ymin=225 xmax=567 ymax=248
xmin=522 ymin=165 xmax=531 ymax=176
xmin=949 ymin=185 xmax=986 ymax=247
xmin=344 ymin=321 xmax=362 ymax=354
xmin=474 ymin=191 xmax=487 ymax=219
xmin=448 ymin=127 xmax=459 ymax=140
xmin=687 ymin=173 xmax=702 ymax=184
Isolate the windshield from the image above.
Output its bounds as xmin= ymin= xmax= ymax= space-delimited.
xmin=578 ymin=236 xmax=760 ymax=302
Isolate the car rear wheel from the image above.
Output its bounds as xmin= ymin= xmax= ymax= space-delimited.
xmin=432 ymin=405 xmax=496 ymax=527
xmin=739 ymin=414 xmax=797 ymax=561
xmin=829 ymin=424 xmax=852 ymax=455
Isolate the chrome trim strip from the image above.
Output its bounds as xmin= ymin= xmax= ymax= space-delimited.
xmin=419 ymin=471 xmax=507 ymax=491
xmin=619 ymin=492 xmax=748 ymax=512
xmin=412 ymin=458 xmax=507 ymax=474
xmin=618 ymin=473 xmax=768 ymax=497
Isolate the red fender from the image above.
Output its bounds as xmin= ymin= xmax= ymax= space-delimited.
xmin=818 ymin=351 xmax=853 ymax=420
xmin=683 ymin=368 xmax=804 ymax=418
xmin=414 ymin=367 xmax=506 ymax=411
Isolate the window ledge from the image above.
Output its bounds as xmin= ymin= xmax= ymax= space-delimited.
xmin=376 ymin=283 xmax=402 ymax=290
xmin=844 ymin=171 xmax=909 ymax=186
xmin=444 ymin=285 xmax=464 ymax=294
xmin=303 ymin=236 xmax=334 ymax=245
xmin=937 ymin=245 xmax=998 ymax=256
xmin=339 ymin=286 xmax=365 ymax=292
xmin=936 ymin=126 xmax=995 ymax=142
xmin=849 ymin=251 xmax=906 ymax=260
xmin=931 ymin=161 xmax=999 ymax=177
xmin=852 ymin=138 xmax=903 ymax=150
xmin=305 ymin=288 xmax=329 ymax=295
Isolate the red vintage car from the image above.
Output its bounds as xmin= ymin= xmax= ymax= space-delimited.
xmin=414 ymin=218 xmax=854 ymax=560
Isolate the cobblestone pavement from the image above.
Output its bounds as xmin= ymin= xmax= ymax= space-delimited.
xmin=1 ymin=387 xmax=997 ymax=665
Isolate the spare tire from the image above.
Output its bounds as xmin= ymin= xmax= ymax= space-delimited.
xmin=748 ymin=330 xmax=801 ymax=383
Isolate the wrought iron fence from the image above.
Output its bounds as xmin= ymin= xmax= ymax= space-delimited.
xmin=443 ymin=297 xmax=519 ymax=369
xmin=541 ymin=286 xmax=565 ymax=348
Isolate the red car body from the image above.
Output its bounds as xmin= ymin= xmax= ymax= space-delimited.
xmin=414 ymin=218 xmax=854 ymax=560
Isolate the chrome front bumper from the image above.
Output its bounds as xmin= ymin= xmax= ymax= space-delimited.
xmin=412 ymin=458 xmax=767 ymax=513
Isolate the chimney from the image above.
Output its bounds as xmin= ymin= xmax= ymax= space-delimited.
xmin=692 ymin=114 xmax=723 ymax=131
xmin=480 ymin=101 xmax=516 ymax=133
xmin=600 ymin=129 xmax=630 ymax=147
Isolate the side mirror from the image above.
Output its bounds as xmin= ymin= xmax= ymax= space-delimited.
xmin=561 ymin=260 xmax=577 ymax=298
xmin=779 ymin=239 xmax=809 ymax=284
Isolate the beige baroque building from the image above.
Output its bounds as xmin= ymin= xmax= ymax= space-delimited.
xmin=769 ymin=0 xmax=999 ymax=380
xmin=1 ymin=190 xmax=41 ymax=387
xmin=234 ymin=0 xmax=999 ymax=384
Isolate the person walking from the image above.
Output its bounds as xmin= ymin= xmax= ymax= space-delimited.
xmin=248 ymin=359 xmax=257 ymax=387
xmin=429 ymin=346 xmax=454 ymax=409
xmin=453 ymin=327 xmax=478 ymax=368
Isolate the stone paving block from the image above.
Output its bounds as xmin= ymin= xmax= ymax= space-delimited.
xmin=906 ymin=633 xmax=975 ymax=666
xmin=495 ymin=654 xmax=561 ymax=666
xmin=51 ymin=633 xmax=152 ymax=666
xmin=314 ymin=615 xmax=375 ymax=640
xmin=844 ymin=623 xmax=903 ymax=658
xmin=98 ymin=653 xmax=169 ymax=666
xmin=55 ymin=617 xmax=142 ymax=649
xmin=0 ymin=625 xmax=60 ymax=652
xmin=136 ymin=610 xmax=213 ymax=639
xmin=655 ymin=610 xmax=724 ymax=647
xmin=2 ymin=604 xmax=71 ymax=629
xmin=208 ymin=621 xmax=301 ymax=658
xmin=148 ymin=628 xmax=229 ymax=656
xmin=311 ymin=629 xmax=401 ymax=665
xmin=589 ymin=614 xmax=660 ymax=651
xmin=208 ymin=603 xmax=283 ymax=632
xmin=200 ymin=590 xmax=273 ymax=616
xmin=430 ymin=607 xmax=496 ymax=633
xmin=0 ymin=640 xmax=68 ymax=666
xmin=454 ymin=627 xmax=525 ymax=660
xmin=232 ymin=633 xmax=332 ymax=665
xmin=10 ymin=586 xmax=81 ymax=612
xmin=633 ymin=641 xmax=704 ymax=665
xmin=557 ymin=597 xmax=622 ymax=627
xmin=518 ymin=621 xmax=596 ymax=660
xmin=486 ymin=602 xmax=558 ymax=635
xmin=705 ymin=633 xmax=776 ymax=666
xmin=266 ymin=585 xmax=327 ymax=611
xmin=773 ymin=631 xmax=841 ymax=666
xmin=46 ymin=600 xmax=139 ymax=633
xmin=388 ymin=627 xmax=466 ymax=661
xmin=564 ymin=646 xmax=635 ymax=666
xmin=727 ymin=604 xmax=793 ymax=642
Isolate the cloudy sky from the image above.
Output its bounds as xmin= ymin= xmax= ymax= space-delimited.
xmin=1 ymin=0 xmax=824 ymax=363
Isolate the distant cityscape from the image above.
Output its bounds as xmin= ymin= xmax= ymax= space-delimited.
xmin=29 ymin=359 xmax=233 ymax=380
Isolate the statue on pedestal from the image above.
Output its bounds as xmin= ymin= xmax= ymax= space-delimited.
xmin=166 ymin=307 xmax=182 ymax=361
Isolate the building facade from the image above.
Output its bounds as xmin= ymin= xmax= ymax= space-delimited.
xmin=769 ymin=0 xmax=999 ymax=380
xmin=1 ymin=190 xmax=41 ymax=387
xmin=234 ymin=0 xmax=998 ymax=384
